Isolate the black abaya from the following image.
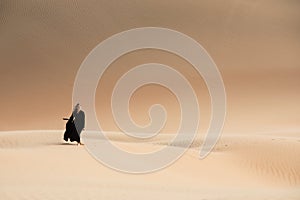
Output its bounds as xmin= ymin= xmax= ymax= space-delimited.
xmin=63 ymin=110 xmax=85 ymax=143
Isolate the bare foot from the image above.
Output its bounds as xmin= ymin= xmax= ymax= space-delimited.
xmin=78 ymin=142 xmax=84 ymax=146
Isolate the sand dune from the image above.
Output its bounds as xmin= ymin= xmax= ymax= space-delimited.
xmin=0 ymin=0 xmax=300 ymax=133
xmin=0 ymin=130 xmax=299 ymax=199
xmin=1 ymin=0 xmax=300 ymax=199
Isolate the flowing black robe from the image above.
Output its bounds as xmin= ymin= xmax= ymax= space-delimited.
xmin=63 ymin=110 xmax=85 ymax=143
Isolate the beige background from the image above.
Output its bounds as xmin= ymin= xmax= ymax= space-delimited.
xmin=0 ymin=0 xmax=299 ymax=134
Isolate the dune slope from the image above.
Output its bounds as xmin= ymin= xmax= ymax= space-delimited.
xmin=0 ymin=131 xmax=299 ymax=200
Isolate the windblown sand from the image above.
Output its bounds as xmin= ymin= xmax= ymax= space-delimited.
xmin=0 ymin=130 xmax=299 ymax=200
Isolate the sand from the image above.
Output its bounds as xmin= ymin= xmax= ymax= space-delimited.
xmin=0 ymin=130 xmax=299 ymax=200
xmin=0 ymin=2 xmax=300 ymax=199
xmin=0 ymin=0 xmax=300 ymax=133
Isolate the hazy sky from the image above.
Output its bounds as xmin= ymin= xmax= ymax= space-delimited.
xmin=0 ymin=0 xmax=299 ymax=133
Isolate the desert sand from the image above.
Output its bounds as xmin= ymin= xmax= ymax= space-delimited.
xmin=0 ymin=0 xmax=300 ymax=133
xmin=0 ymin=130 xmax=299 ymax=200
xmin=1 ymin=0 xmax=300 ymax=199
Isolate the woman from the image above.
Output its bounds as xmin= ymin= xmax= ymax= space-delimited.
xmin=63 ymin=103 xmax=85 ymax=145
